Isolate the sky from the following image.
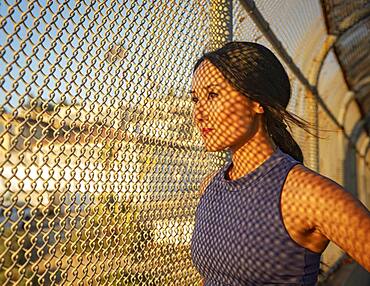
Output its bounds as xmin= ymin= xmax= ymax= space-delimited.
xmin=0 ymin=0 xmax=208 ymax=113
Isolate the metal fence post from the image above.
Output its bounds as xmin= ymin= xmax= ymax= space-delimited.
xmin=208 ymin=0 xmax=233 ymax=52
xmin=208 ymin=0 xmax=233 ymax=163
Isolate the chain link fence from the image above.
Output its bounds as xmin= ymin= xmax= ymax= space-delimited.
xmin=0 ymin=1 xmax=223 ymax=284
xmin=0 ymin=0 xmax=366 ymax=285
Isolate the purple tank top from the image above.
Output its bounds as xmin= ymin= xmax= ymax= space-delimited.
xmin=190 ymin=148 xmax=322 ymax=285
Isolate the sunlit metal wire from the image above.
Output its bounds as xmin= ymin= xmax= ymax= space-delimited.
xmin=0 ymin=1 xmax=214 ymax=284
xmin=1 ymin=0 xmax=368 ymax=285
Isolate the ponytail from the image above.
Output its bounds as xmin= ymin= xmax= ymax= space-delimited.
xmin=266 ymin=112 xmax=303 ymax=163
xmin=264 ymin=104 xmax=320 ymax=164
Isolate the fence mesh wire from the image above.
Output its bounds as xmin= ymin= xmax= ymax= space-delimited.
xmin=0 ymin=1 xmax=225 ymax=284
xmin=0 ymin=0 xmax=364 ymax=285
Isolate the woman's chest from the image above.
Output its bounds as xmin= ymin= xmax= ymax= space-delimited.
xmin=191 ymin=188 xmax=297 ymax=283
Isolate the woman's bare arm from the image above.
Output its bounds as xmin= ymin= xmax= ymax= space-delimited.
xmin=294 ymin=165 xmax=370 ymax=271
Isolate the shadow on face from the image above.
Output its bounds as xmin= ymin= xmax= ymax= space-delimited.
xmin=190 ymin=59 xmax=265 ymax=153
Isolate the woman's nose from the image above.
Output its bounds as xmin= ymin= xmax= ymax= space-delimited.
xmin=193 ymin=104 xmax=208 ymax=125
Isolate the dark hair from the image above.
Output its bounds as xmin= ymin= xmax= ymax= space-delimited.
xmin=193 ymin=41 xmax=320 ymax=163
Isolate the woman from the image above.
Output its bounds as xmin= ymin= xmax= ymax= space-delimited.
xmin=189 ymin=41 xmax=370 ymax=285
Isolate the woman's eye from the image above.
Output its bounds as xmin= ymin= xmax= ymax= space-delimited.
xmin=208 ymin=92 xmax=218 ymax=99
xmin=191 ymin=93 xmax=217 ymax=103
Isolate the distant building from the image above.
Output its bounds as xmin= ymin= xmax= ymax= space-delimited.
xmin=1 ymin=90 xmax=198 ymax=245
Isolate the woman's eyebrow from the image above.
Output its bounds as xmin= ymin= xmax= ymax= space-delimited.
xmin=188 ymin=84 xmax=220 ymax=94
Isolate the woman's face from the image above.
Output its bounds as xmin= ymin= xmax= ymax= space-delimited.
xmin=190 ymin=59 xmax=264 ymax=152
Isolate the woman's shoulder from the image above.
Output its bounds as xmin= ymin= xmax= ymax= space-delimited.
xmin=283 ymin=162 xmax=362 ymax=230
xmin=284 ymin=162 xmax=370 ymax=271
xmin=285 ymin=163 xmax=344 ymax=193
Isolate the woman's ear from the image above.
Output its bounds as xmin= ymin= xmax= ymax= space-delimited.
xmin=253 ymin=102 xmax=264 ymax=114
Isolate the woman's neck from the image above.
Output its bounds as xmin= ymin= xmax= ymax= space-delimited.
xmin=227 ymin=128 xmax=277 ymax=180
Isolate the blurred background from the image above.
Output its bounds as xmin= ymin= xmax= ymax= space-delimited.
xmin=0 ymin=0 xmax=369 ymax=285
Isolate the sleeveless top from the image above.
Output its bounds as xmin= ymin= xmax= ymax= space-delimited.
xmin=190 ymin=148 xmax=322 ymax=286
